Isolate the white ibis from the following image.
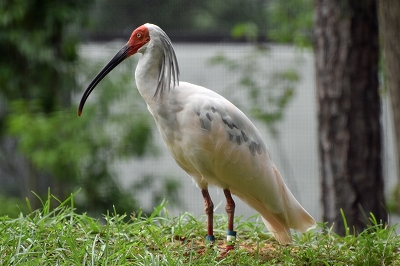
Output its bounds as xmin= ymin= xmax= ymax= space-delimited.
xmin=78 ymin=23 xmax=316 ymax=248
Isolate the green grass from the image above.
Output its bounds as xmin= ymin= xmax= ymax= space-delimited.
xmin=0 ymin=191 xmax=399 ymax=265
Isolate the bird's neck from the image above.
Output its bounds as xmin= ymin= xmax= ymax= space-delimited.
xmin=135 ymin=46 xmax=164 ymax=104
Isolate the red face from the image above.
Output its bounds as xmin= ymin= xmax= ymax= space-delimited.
xmin=78 ymin=24 xmax=151 ymax=116
xmin=127 ymin=25 xmax=150 ymax=56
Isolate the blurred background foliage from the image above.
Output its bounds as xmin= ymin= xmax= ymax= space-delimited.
xmin=85 ymin=0 xmax=312 ymax=44
xmin=86 ymin=0 xmax=269 ymax=39
xmin=0 ymin=0 xmax=312 ymax=217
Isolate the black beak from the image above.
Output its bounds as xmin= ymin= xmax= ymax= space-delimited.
xmin=78 ymin=45 xmax=130 ymax=116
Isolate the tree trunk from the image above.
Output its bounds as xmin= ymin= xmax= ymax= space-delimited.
xmin=378 ymin=0 xmax=400 ymax=213
xmin=314 ymin=0 xmax=387 ymax=235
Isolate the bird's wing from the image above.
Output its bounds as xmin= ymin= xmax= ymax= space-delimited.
xmin=168 ymin=83 xmax=288 ymax=213
xmin=205 ymin=95 xmax=287 ymax=214
xmin=153 ymin=82 xmax=315 ymax=238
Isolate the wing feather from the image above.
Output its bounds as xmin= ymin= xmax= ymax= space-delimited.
xmin=150 ymin=82 xmax=315 ymax=243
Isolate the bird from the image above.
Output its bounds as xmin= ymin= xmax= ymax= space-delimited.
xmin=78 ymin=23 xmax=316 ymax=248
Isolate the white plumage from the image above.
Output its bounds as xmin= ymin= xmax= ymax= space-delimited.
xmin=79 ymin=23 xmax=316 ymax=246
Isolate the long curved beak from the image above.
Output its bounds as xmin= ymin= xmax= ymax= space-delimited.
xmin=78 ymin=45 xmax=130 ymax=116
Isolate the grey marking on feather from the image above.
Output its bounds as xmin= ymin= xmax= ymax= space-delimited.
xmin=249 ymin=141 xmax=263 ymax=156
xmin=199 ymin=116 xmax=212 ymax=130
xmin=196 ymin=108 xmax=213 ymax=131
xmin=196 ymin=105 xmax=262 ymax=156
xmin=221 ymin=118 xmax=230 ymax=128
xmin=228 ymin=132 xmax=234 ymax=141
xmin=241 ymin=130 xmax=249 ymax=142
xmin=221 ymin=117 xmax=238 ymax=130
xmin=236 ymin=135 xmax=242 ymax=145
xmin=249 ymin=142 xmax=256 ymax=156
xmin=255 ymin=143 xmax=262 ymax=154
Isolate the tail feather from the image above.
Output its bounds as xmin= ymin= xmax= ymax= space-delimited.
xmin=261 ymin=215 xmax=292 ymax=244
xmin=241 ymin=197 xmax=293 ymax=244
xmin=239 ymin=168 xmax=316 ymax=244
xmin=257 ymin=193 xmax=315 ymax=244
xmin=273 ymin=167 xmax=316 ymax=233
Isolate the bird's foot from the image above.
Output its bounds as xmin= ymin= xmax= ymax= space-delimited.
xmin=226 ymin=230 xmax=236 ymax=246
xmin=206 ymin=235 xmax=215 ymax=242
xmin=220 ymin=230 xmax=237 ymax=256
xmin=197 ymin=235 xmax=216 ymax=254
xmin=219 ymin=244 xmax=235 ymax=256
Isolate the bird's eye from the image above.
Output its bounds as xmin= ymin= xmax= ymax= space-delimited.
xmin=137 ymin=33 xmax=142 ymax=38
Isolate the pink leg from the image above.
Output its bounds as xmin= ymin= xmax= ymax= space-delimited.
xmin=223 ymin=189 xmax=236 ymax=251
xmin=201 ymin=189 xmax=215 ymax=242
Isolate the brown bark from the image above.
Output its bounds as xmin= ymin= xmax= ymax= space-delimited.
xmin=379 ymin=0 xmax=400 ymax=212
xmin=314 ymin=0 xmax=386 ymax=235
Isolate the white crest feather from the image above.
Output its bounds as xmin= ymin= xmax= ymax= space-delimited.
xmin=146 ymin=24 xmax=180 ymax=99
